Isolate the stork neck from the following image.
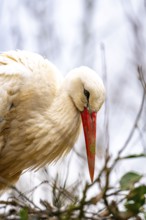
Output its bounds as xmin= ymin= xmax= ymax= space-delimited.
xmin=48 ymin=89 xmax=81 ymax=134
xmin=33 ymin=89 xmax=81 ymax=166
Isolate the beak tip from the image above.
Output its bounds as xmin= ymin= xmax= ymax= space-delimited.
xmin=90 ymin=170 xmax=94 ymax=182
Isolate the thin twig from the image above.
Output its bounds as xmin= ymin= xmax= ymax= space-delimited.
xmin=112 ymin=89 xmax=145 ymax=169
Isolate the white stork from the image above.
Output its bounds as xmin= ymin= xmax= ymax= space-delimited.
xmin=0 ymin=50 xmax=105 ymax=189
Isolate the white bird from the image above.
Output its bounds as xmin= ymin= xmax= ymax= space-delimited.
xmin=0 ymin=50 xmax=105 ymax=189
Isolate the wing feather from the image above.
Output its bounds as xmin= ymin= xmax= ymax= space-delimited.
xmin=0 ymin=50 xmax=61 ymax=130
xmin=0 ymin=51 xmax=62 ymax=186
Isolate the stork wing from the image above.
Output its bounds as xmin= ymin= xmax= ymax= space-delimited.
xmin=0 ymin=51 xmax=62 ymax=187
xmin=0 ymin=50 xmax=61 ymax=152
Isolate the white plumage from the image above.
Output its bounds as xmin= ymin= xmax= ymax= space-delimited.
xmin=0 ymin=50 xmax=105 ymax=189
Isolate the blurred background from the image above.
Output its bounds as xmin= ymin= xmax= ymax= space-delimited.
xmin=0 ymin=0 xmax=146 ymax=208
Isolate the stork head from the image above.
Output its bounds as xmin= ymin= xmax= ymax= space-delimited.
xmin=66 ymin=66 xmax=105 ymax=182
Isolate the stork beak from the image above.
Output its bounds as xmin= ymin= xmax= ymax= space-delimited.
xmin=81 ymin=107 xmax=96 ymax=182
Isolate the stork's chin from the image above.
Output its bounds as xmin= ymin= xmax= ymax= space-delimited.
xmin=81 ymin=107 xmax=96 ymax=182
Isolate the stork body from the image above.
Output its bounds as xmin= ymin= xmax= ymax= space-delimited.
xmin=0 ymin=51 xmax=105 ymax=189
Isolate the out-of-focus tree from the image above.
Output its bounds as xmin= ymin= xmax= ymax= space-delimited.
xmin=23 ymin=0 xmax=62 ymax=62
xmin=78 ymin=0 xmax=97 ymax=68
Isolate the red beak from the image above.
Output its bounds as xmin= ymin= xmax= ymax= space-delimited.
xmin=81 ymin=107 xmax=96 ymax=182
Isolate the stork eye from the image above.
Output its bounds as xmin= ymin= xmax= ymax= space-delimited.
xmin=84 ymin=89 xmax=90 ymax=100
